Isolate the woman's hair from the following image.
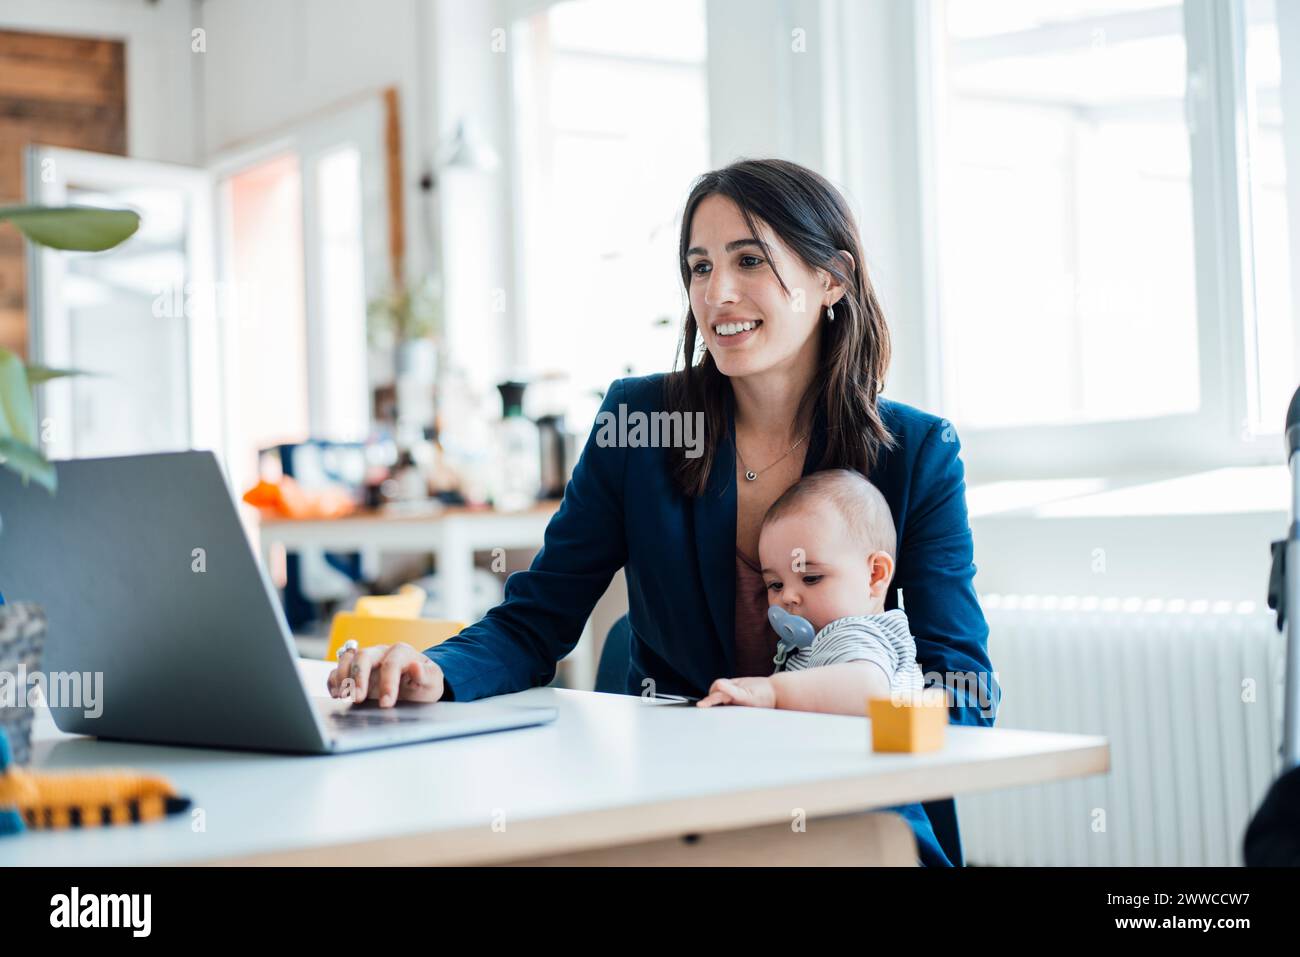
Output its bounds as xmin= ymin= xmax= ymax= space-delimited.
xmin=664 ymin=157 xmax=896 ymax=498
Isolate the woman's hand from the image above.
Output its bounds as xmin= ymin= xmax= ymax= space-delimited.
xmin=696 ymin=675 xmax=776 ymax=709
xmin=327 ymin=643 xmax=446 ymax=707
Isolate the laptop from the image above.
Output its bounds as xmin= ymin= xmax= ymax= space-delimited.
xmin=0 ymin=450 xmax=557 ymax=753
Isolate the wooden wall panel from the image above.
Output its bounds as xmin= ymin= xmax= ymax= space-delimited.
xmin=0 ymin=28 xmax=126 ymax=357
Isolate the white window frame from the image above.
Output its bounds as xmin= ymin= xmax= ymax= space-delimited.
xmin=25 ymin=146 xmax=220 ymax=459
xmin=915 ymin=0 xmax=1292 ymax=480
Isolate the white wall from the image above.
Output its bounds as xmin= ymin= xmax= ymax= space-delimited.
xmin=971 ymin=511 xmax=1282 ymax=604
xmin=198 ymin=0 xmax=417 ymax=155
xmin=427 ymin=0 xmax=516 ymax=387
xmin=837 ymin=0 xmax=939 ymax=415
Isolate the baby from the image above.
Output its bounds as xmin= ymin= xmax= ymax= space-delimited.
xmin=697 ymin=468 xmax=925 ymax=715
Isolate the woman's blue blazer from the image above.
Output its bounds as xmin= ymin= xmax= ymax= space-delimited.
xmin=424 ymin=373 xmax=999 ymax=866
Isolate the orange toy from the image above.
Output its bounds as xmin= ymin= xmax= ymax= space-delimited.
xmin=868 ymin=688 xmax=949 ymax=753
xmin=242 ymin=476 xmax=355 ymax=519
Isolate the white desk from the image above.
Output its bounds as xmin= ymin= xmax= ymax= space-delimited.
xmin=1 ymin=661 xmax=1109 ymax=866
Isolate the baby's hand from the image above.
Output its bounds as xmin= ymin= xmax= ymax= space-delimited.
xmin=697 ymin=676 xmax=777 ymax=709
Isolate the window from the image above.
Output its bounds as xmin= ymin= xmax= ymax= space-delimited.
xmin=511 ymin=0 xmax=710 ymax=409
xmin=1242 ymin=0 xmax=1292 ymax=433
xmin=926 ymin=0 xmax=1294 ymax=475
xmin=213 ymin=96 xmax=389 ymax=500
xmin=61 ymin=183 xmax=193 ymax=457
xmin=312 ymin=145 xmax=370 ymax=442
xmin=934 ymin=0 xmax=1198 ymax=429
xmin=25 ymin=149 xmax=217 ymax=463
xmin=224 ymin=152 xmax=311 ymax=484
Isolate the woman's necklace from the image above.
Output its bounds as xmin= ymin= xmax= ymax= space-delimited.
xmin=736 ymin=432 xmax=807 ymax=482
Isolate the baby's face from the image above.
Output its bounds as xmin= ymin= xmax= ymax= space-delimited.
xmin=758 ymin=501 xmax=892 ymax=633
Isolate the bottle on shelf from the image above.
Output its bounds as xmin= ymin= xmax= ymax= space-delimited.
xmin=491 ymin=380 xmax=542 ymax=512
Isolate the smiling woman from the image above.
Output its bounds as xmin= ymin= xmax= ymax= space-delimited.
xmin=668 ymin=161 xmax=896 ymax=500
xmin=331 ymin=157 xmax=997 ymax=868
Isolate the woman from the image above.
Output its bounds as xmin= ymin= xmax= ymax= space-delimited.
xmin=329 ymin=158 xmax=998 ymax=866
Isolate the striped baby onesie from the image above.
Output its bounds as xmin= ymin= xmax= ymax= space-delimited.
xmin=778 ymin=608 xmax=926 ymax=698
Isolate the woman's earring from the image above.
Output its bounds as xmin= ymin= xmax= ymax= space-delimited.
xmin=826 ymin=304 xmax=835 ymax=322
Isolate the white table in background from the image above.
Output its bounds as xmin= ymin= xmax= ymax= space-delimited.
xmin=257 ymin=502 xmax=597 ymax=688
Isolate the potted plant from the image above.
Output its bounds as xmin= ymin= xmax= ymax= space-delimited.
xmin=0 ymin=204 xmax=139 ymax=764
xmin=368 ymin=273 xmax=444 ymax=433
xmin=368 ymin=273 xmax=443 ymax=375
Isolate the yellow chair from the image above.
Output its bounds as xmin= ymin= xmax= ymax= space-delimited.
xmin=324 ymin=585 xmax=466 ymax=661
xmin=353 ymin=584 xmax=427 ymax=619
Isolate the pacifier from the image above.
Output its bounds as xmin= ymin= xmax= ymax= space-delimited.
xmin=767 ymin=605 xmax=816 ymax=649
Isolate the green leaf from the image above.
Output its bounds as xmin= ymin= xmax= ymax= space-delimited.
xmin=0 ymin=205 xmax=140 ymax=252
xmin=24 ymin=364 xmax=88 ymax=385
xmin=0 ymin=348 xmax=38 ymax=447
xmin=0 ymin=437 xmax=56 ymax=492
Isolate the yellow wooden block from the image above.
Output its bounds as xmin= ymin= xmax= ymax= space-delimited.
xmin=324 ymin=611 xmax=465 ymax=660
xmin=868 ymin=689 xmax=949 ymax=753
xmin=354 ymin=584 xmax=427 ymax=619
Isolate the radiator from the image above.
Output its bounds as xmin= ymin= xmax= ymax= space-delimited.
xmin=958 ymin=595 xmax=1287 ymax=866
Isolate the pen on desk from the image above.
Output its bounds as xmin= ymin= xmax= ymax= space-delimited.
xmin=650 ymin=693 xmax=699 ymax=705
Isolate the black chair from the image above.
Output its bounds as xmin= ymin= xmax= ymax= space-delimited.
xmin=595 ymin=613 xmax=966 ymax=866
xmin=1244 ymin=764 xmax=1300 ymax=865
xmin=594 ymin=614 xmax=635 ymax=696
